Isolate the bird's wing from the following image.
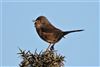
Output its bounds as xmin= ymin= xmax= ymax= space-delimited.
xmin=40 ymin=24 xmax=61 ymax=33
xmin=40 ymin=25 xmax=53 ymax=33
xmin=41 ymin=27 xmax=61 ymax=33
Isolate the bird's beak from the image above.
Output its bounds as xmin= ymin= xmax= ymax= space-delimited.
xmin=32 ymin=19 xmax=36 ymax=22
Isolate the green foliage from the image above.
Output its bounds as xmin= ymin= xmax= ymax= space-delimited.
xmin=18 ymin=48 xmax=65 ymax=67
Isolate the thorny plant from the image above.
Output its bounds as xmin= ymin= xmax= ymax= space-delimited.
xmin=18 ymin=48 xmax=65 ymax=67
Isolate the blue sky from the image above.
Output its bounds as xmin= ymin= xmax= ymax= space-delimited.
xmin=1 ymin=0 xmax=99 ymax=67
xmin=1 ymin=0 xmax=99 ymax=2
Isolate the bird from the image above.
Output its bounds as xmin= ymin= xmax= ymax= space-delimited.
xmin=33 ymin=16 xmax=83 ymax=50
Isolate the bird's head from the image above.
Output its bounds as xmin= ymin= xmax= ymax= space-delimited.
xmin=33 ymin=16 xmax=50 ymax=28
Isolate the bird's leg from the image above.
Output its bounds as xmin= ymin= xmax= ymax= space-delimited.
xmin=46 ymin=43 xmax=51 ymax=51
xmin=50 ymin=44 xmax=55 ymax=51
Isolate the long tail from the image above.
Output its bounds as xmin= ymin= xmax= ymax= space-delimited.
xmin=63 ymin=29 xmax=84 ymax=36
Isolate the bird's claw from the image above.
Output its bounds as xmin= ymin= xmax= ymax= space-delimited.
xmin=50 ymin=45 xmax=54 ymax=51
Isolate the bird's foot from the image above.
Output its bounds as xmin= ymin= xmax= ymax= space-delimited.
xmin=50 ymin=45 xmax=54 ymax=51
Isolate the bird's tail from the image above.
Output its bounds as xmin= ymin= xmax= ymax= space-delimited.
xmin=63 ymin=29 xmax=84 ymax=36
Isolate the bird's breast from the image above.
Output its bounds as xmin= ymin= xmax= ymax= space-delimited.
xmin=37 ymin=30 xmax=63 ymax=44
